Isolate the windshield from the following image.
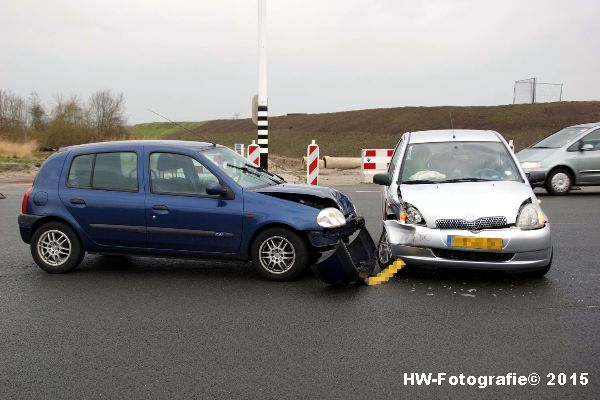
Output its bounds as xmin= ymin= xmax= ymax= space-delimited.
xmin=400 ymin=141 xmax=521 ymax=184
xmin=532 ymin=127 xmax=588 ymax=149
xmin=201 ymin=147 xmax=285 ymax=189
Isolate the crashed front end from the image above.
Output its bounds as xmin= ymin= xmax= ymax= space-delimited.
xmin=254 ymin=183 xmax=377 ymax=285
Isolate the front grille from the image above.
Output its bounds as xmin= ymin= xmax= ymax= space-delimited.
xmin=436 ymin=216 xmax=507 ymax=231
xmin=432 ymin=249 xmax=514 ymax=262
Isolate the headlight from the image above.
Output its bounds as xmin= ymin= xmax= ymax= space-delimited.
xmin=521 ymin=161 xmax=542 ymax=169
xmin=317 ymin=207 xmax=346 ymax=228
xmin=516 ymin=202 xmax=546 ymax=230
xmin=399 ymin=203 xmax=425 ymax=225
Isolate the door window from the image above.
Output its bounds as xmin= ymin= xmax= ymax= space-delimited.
xmin=92 ymin=152 xmax=138 ymax=191
xmin=66 ymin=152 xmax=138 ymax=191
xmin=67 ymin=154 xmax=94 ymax=188
xmin=150 ymin=153 xmax=219 ymax=196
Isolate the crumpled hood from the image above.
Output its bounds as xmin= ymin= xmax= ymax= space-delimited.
xmin=253 ymin=184 xmax=355 ymax=215
xmin=516 ymin=147 xmax=557 ymax=163
xmin=399 ymin=181 xmax=534 ymax=226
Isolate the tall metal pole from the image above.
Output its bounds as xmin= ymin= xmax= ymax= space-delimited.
xmin=532 ymin=77 xmax=536 ymax=104
xmin=257 ymin=0 xmax=268 ymax=170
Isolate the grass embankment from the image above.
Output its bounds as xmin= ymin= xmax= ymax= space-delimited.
xmin=127 ymin=121 xmax=205 ymax=139
xmin=166 ymin=101 xmax=600 ymax=157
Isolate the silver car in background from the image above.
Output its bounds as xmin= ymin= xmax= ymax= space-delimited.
xmin=517 ymin=122 xmax=600 ymax=195
xmin=373 ymin=130 xmax=553 ymax=277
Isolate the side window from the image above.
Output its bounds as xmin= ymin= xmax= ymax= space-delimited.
xmin=67 ymin=154 xmax=94 ymax=188
xmin=150 ymin=153 xmax=219 ymax=196
xmin=582 ymin=129 xmax=600 ymax=151
xmin=92 ymin=152 xmax=138 ymax=191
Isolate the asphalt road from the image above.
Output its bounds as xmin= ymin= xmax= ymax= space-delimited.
xmin=0 ymin=183 xmax=599 ymax=399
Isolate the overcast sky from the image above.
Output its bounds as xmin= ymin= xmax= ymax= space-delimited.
xmin=1 ymin=0 xmax=599 ymax=124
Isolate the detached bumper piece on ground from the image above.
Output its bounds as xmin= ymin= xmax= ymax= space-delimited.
xmin=312 ymin=228 xmax=391 ymax=286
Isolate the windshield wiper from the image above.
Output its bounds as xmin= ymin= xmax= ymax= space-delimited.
xmin=532 ymin=146 xmax=556 ymax=149
xmin=226 ymin=163 xmax=262 ymax=178
xmin=438 ymin=178 xmax=493 ymax=183
xmin=402 ymin=179 xmax=440 ymax=184
xmin=244 ymin=164 xmax=286 ymax=184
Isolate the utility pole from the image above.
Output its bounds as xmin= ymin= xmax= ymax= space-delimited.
xmin=532 ymin=77 xmax=536 ymax=104
xmin=257 ymin=0 xmax=269 ymax=169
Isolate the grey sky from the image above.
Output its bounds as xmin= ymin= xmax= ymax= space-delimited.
xmin=1 ymin=0 xmax=599 ymax=124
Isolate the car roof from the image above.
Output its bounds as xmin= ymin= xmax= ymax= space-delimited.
xmin=407 ymin=129 xmax=501 ymax=144
xmin=570 ymin=121 xmax=600 ymax=129
xmin=60 ymin=140 xmax=219 ymax=152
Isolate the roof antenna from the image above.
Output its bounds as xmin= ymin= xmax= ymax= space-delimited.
xmin=146 ymin=109 xmax=216 ymax=146
xmin=449 ymin=111 xmax=456 ymax=139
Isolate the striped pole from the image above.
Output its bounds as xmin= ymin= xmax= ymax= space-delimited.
xmin=307 ymin=140 xmax=319 ymax=186
xmin=257 ymin=105 xmax=268 ymax=169
xmin=258 ymin=0 xmax=268 ymax=170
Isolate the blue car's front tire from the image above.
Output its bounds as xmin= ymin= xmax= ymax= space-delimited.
xmin=251 ymin=227 xmax=308 ymax=281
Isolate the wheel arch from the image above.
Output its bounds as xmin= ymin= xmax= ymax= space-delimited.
xmin=247 ymin=222 xmax=309 ymax=260
xmin=547 ymin=165 xmax=576 ymax=182
xmin=30 ymin=216 xmax=85 ymax=248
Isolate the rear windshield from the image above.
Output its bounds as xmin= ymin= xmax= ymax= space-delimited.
xmin=400 ymin=141 xmax=521 ymax=184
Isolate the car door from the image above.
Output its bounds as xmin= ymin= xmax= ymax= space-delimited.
xmin=59 ymin=149 xmax=147 ymax=248
xmin=576 ymin=128 xmax=600 ymax=184
xmin=144 ymin=150 xmax=244 ymax=254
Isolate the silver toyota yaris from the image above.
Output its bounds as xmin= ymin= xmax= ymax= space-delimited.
xmin=373 ymin=129 xmax=553 ymax=277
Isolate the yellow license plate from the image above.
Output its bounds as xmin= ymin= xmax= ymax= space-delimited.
xmin=447 ymin=235 xmax=503 ymax=251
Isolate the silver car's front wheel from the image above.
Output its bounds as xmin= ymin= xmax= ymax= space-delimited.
xmin=377 ymin=230 xmax=393 ymax=268
xmin=546 ymin=169 xmax=573 ymax=195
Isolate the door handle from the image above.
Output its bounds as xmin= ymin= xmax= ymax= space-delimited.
xmin=152 ymin=205 xmax=169 ymax=213
xmin=70 ymin=198 xmax=86 ymax=205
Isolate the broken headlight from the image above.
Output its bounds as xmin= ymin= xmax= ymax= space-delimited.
xmin=317 ymin=207 xmax=347 ymax=228
xmin=399 ymin=203 xmax=426 ymax=225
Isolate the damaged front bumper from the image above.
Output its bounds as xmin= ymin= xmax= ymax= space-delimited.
xmin=311 ymin=217 xmax=377 ymax=286
xmin=383 ymin=219 xmax=552 ymax=271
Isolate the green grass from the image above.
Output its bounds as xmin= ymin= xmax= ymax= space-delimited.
xmin=127 ymin=121 xmax=205 ymax=139
xmin=0 ymin=155 xmax=46 ymax=164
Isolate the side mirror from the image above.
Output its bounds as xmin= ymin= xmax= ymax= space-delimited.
xmin=581 ymin=143 xmax=594 ymax=151
xmin=206 ymin=182 xmax=228 ymax=196
xmin=373 ymin=173 xmax=391 ymax=186
xmin=527 ymin=171 xmax=546 ymax=184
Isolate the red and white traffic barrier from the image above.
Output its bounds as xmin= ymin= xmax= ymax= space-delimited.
xmin=247 ymin=140 xmax=260 ymax=166
xmin=307 ymin=140 xmax=319 ymax=185
xmin=361 ymin=149 xmax=394 ymax=183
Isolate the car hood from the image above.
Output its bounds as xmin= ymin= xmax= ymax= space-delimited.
xmin=253 ymin=184 xmax=355 ymax=216
xmin=516 ymin=147 xmax=558 ymax=162
xmin=399 ymin=181 xmax=533 ymax=226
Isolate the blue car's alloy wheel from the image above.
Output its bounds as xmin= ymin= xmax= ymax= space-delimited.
xmin=31 ymin=222 xmax=84 ymax=274
xmin=259 ymin=236 xmax=296 ymax=274
xmin=252 ymin=227 xmax=308 ymax=281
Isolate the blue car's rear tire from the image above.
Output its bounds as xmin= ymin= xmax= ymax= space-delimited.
xmin=31 ymin=222 xmax=84 ymax=274
xmin=252 ymin=227 xmax=308 ymax=281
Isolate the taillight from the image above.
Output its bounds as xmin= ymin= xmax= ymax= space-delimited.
xmin=21 ymin=187 xmax=32 ymax=214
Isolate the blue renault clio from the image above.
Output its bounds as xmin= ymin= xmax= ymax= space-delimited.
xmin=18 ymin=140 xmax=373 ymax=282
